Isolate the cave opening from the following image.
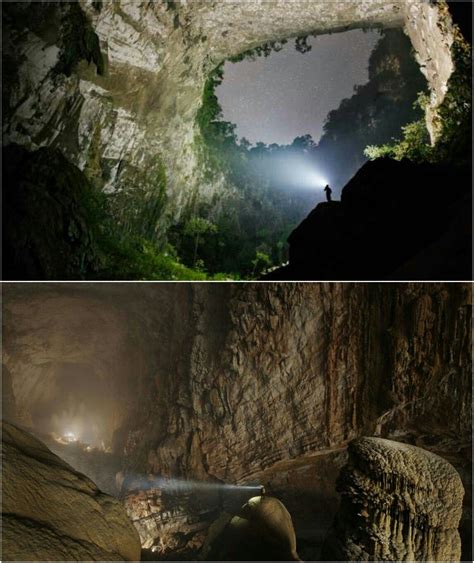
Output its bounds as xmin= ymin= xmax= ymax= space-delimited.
xmin=172 ymin=26 xmax=428 ymax=278
xmin=217 ymin=29 xmax=382 ymax=147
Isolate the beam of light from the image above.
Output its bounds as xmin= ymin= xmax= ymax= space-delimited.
xmin=254 ymin=152 xmax=331 ymax=192
xmin=122 ymin=474 xmax=263 ymax=494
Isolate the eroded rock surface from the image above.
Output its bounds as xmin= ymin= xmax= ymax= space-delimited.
xmin=2 ymin=1 xmax=460 ymax=219
xmin=323 ymin=437 xmax=464 ymax=561
xmin=1 ymin=421 xmax=141 ymax=561
xmin=2 ymin=283 xmax=471 ymax=557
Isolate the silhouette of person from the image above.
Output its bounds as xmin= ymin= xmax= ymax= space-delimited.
xmin=324 ymin=185 xmax=332 ymax=202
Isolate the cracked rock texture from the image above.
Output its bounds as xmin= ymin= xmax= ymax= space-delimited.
xmin=2 ymin=0 xmax=459 ymax=225
xmin=1 ymin=420 xmax=141 ymax=561
xmin=2 ymin=283 xmax=471 ymax=557
xmin=323 ymin=437 xmax=464 ymax=561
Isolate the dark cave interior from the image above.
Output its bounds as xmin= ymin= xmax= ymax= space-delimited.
xmin=1 ymin=0 xmax=471 ymax=281
xmin=2 ymin=282 xmax=472 ymax=561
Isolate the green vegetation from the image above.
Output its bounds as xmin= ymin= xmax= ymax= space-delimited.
xmin=94 ymin=174 xmax=231 ymax=280
xmin=4 ymin=144 xmax=232 ymax=281
xmin=179 ymin=62 xmax=316 ymax=278
xmin=365 ymin=34 xmax=471 ymax=166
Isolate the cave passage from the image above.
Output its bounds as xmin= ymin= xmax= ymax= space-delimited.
xmin=2 ymin=282 xmax=472 ymax=561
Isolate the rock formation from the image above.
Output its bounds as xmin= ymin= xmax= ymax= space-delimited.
xmin=1 ymin=420 xmax=141 ymax=561
xmin=265 ymin=157 xmax=471 ymax=280
xmin=2 ymin=283 xmax=472 ymax=558
xmin=2 ymin=1 xmax=461 ymax=221
xmin=323 ymin=437 xmax=464 ymax=561
xmin=2 ymin=144 xmax=103 ymax=280
xmin=203 ymin=495 xmax=300 ymax=560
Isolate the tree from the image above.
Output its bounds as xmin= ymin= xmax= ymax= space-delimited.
xmin=183 ymin=218 xmax=218 ymax=267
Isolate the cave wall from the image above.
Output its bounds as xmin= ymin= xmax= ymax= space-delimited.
xmin=2 ymin=282 xmax=471 ymax=556
xmin=3 ymin=282 xmax=470 ymax=479
xmin=2 ymin=0 xmax=459 ymax=227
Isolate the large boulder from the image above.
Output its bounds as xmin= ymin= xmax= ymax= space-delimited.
xmin=1 ymin=421 xmax=141 ymax=561
xmin=203 ymin=495 xmax=300 ymax=560
xmin=322 ymin=437 xmax=464 ymax=561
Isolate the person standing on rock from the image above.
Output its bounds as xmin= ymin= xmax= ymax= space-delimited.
xmin=324 ymin=185 xmax=332 ymax=202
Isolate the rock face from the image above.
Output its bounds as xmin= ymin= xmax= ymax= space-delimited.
xmin=122 ymin=483 xmax=217 ymax=553
xmin=2 ymin=1 xmax=460 ymax=223
xmin=1 ymin=421 xmax=141 ymax=561
xmin=3 ymin=144 xmax=102 ymax=280
xmin=323 ymin=437 xmax=464 ymax=561
xmin=2 ymin=283 xmax=472 ymax=557
xmin=266 ymin=158 xmax=471 ymax=280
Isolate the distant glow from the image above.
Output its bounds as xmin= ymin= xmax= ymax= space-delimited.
xmin=63 ymin=431 xmax=77 ymax=442
xmin=309 ymin=173 xmax=330 ymax=188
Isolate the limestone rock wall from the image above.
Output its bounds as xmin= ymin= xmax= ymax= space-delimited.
xmin=3 ymin=283 xmax=471 ymax=480
xmin=2 ymin=283 xmax=471 ymax=555
xmin=1 ymin=421 xmax=141 ymax=561
xmin=2 ymin=1 xmax=458 ymax=225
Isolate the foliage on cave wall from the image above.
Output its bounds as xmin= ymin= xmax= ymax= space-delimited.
xmin=317 ymin=29 xmax=428 ymax=187
xmin=183 ymin=29 xmax=427 ymax=277
xmin=2 ymin=142 xmax=230 ymax=281
xmin=365 ymin=27 xmax=471 ymax=166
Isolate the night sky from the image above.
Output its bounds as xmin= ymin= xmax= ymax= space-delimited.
xmin=217 ymin=29 xmax=381 ymax=146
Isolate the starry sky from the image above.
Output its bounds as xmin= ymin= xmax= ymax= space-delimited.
xmin=216 ymin=29 xmax=381 ymax=146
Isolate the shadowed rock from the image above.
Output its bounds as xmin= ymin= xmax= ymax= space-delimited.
xmin=265 ymin=158 xmax=471 ymax=280
xmin=203 ymin=495 xmax=300 ymax=561
xmin=1 ymin=421 xmax=141 ymax=561
xmin=323 ymin=437 xmax=464 ymax=561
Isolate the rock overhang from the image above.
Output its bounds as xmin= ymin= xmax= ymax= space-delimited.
xmin=2 ymin=1 xmax=460 ymax=224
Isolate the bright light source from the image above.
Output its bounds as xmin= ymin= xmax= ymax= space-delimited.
xmin=310 ymin=174 xmax=329 ymax=188
xmin=261 ymin=153 xmax=330 ymax=191
xmin=64 ymin=431 xmax=77 ymax=442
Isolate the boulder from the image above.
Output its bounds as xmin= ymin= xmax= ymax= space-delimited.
xmin=1 ymin=421 xmax=141 ymax=561
xmin=323 ymin=437 xmax=464 ymax=561
xmin=203 ymin=495 xmax=300 ymax=560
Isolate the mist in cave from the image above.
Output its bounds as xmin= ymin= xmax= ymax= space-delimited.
xmin=2 ymin=282 xmax=472 ymax=561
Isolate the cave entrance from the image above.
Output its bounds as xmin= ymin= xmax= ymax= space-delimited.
xmin=213 ymin=27 xmax=427 ymax=195
xmin=182 ymin=27 xmax=427 ymax=278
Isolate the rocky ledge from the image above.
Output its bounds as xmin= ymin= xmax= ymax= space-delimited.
xmin=265 ymin=158 xmax=471 ymax=280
